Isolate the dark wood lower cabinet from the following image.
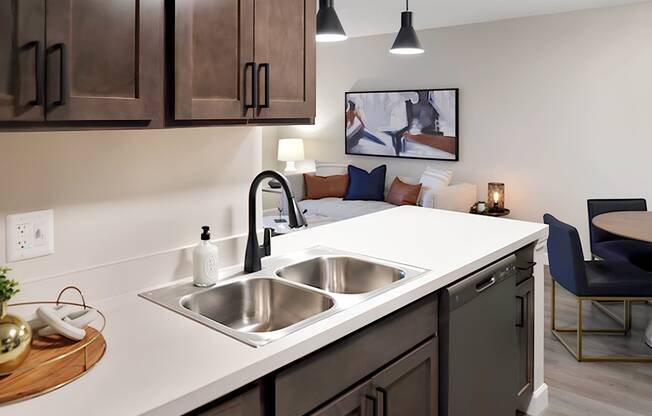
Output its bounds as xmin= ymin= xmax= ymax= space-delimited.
xmin=311 ymin=381 xmax=374 ymax=416
xmin=310 ymin=339 xmax=438 ymax=416
xmin=186 ymin=385 xmax=261 ymax=416
xmin=516 ymin=277 xmax=535 ymax=398
xmin=312 ymin=339 xmax=437 ymax=416
xmin=276 ymin=295 xmax=437 ymax=416
xmin=372 ymin=339 xmax=438 ymax=416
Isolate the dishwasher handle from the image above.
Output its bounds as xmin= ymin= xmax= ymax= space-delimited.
xmin=475 ymin=276 xmax=496 ymax=292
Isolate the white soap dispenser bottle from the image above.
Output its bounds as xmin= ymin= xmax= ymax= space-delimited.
xmin=193 ymin=226 xmax=219 ymax=287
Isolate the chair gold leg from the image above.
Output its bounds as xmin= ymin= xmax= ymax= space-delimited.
xmin=577 ymin=298 xmax=583 ymax=362
xmin=624 ymin=301 xmax=632 ymax=332
xmin=549 ymin=288 xmax=652 ymax=362
xmin=551 ymin=278 xmax=557 ymax=331
xmin=592 ymin=300 xmax=627 ymax=328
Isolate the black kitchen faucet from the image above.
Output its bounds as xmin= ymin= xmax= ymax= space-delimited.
xmin=244 ymin=170 xmax=306 ymax=273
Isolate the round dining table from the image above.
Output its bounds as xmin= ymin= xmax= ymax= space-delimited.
xmin=593 ymin=211 xmax=652 ymax=349
xmin=592 ymin=211 xmax=652 ymax=243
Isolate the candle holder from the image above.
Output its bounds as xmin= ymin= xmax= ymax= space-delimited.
xmin=488 ymin=182 xmax=505 ymax=213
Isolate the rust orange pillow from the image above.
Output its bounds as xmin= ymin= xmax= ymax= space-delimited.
xmin=386 ymin=178 xmax=422 ymax=206
xmin=304 ymin=174 xmax=349 ymax=200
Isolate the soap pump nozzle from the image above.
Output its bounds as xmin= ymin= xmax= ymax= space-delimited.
xmin=201 ymin=226 xmax=211 ymax=241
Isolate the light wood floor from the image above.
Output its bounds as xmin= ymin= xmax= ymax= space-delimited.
xmin=542 ymin=269 xmax=652 ymax=416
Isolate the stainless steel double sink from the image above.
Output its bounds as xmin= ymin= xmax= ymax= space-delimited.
xmin=140 ymin=247 xmax=427 ymax=347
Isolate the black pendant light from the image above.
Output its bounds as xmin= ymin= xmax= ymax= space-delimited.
xmin=390 ymin=0 xmax=424 ymax=55
xmin=316 ymin=0 xmax=347 ymax=43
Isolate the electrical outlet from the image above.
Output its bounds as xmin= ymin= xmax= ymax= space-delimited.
xmin=6 ymin=210 xmax=54 ymax=262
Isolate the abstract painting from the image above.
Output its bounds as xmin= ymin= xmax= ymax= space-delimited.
xmin=345 ymin=89 xmax=459 ymax=161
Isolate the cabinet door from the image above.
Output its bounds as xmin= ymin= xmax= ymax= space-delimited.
xmin=45 ymin=0 xmax=163 ymax=121
xmin=186 ymin=385 xmax=261 ymax=416
xmin=372 ymin=338 xmax=438 ymax=416
xmin=174 ymin=0 xmax=254 ymax=120
xmin=311 ymin=381 xmax=374 ymax=416
xmin=0 ymin=0 xmax=45 ymax=121
xmin=516 ymin=277 xmax=534 ymax=397
xmin=254 ymin=0 xmax=315 ymax=120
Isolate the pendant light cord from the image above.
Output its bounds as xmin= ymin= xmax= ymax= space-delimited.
xmin=406 ymin=0 xmax=409 ymax=11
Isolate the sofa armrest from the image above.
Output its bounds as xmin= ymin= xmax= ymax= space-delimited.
xmin=280 ymin=172 xmax=307 ymax=215
xmin=421 ymin=182 xmax=477 ymax=213
xmin=283 ymin=172 xmax=306 ymax=201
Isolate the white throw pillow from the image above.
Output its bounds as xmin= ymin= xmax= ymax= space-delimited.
xmin=315 ymin=161 xmax=349 ymax=176
xmin=418 ymin=167 xmax=453 ymax=205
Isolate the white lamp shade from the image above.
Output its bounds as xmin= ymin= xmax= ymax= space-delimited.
xmin=277 ymin=138 xmax=305 ymax=162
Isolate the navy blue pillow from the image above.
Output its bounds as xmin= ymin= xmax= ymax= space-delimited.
xmin=344 ymin=165 xmax=387 ymax=201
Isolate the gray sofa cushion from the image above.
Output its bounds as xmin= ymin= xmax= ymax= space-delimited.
xmin=298 ymin=198 xmax=395 ymax=221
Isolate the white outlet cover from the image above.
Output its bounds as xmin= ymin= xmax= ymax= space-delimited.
xmin=6 ymin=209 xmax=55 ymax=262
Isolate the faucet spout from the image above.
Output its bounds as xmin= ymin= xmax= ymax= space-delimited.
xmin=244 ymin=170 xmax=306 ymax=273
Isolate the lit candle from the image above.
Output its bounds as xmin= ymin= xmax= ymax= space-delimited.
xmin=493 ymin=191 xmax=500 ymax=205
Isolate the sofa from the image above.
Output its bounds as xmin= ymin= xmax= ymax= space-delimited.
xmin=282 ymin=171 xmax=477 ymax=225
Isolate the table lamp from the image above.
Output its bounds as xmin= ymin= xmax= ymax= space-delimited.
xmin=277 ymin=138 xmax=305 ymax=174
xmin=488 ymin=182 xmax=505 ymax=213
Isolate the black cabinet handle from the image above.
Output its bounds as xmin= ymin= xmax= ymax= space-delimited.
xmin=51 ymin=43 xmax=67 ymax=106
xmin=376 ymin=387 xmax=388 ymax=416
xmin=258 ymin=63 xmax=270 ymax=109
xmin=244 ymin=62 xmax=257 ymax=111
xmin=26 ymin=41 xmax=45 ymax=106
xmin=516 ymin=295 xmax=525 ymax=327
xmin=365 ymin=394 xmax=378 ymax=416
xmin=517 ymin=261 xmax=536 ymax=272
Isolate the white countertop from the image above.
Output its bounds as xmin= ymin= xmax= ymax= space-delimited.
xmin=2 ymin=206 xmax=547 ymax=416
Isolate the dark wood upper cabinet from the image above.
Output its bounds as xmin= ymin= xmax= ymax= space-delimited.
xmin=45 ymin=0 xmax=163 ymax=121
xmin=174 ymin=0 xmax=254 ymax=120
xmin=254 ymin=0 xmax=316 ymax=120
xmin=0 ymin=0 xmax=46 ymax=121
xmin=1 ymin=0 xmax=315 ymax=128
xmin=172 ymin=0 xmax=316 ymax=122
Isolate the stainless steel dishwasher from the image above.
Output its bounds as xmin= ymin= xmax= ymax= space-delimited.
xmin=439 ymin=255 xmax=518 ymax=416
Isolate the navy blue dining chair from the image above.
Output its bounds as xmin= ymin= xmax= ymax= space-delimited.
xmin=544 ymin=213 xmax=652 ymax=362
xmin=587 ymin=198 xmax=652 ymax=271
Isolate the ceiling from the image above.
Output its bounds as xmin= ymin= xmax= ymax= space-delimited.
xmin=333 ymin=0 xmax=647 ymax=38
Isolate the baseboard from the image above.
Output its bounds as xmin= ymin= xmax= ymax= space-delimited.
xmin=519 ymin=383 xmax=549 ymax=416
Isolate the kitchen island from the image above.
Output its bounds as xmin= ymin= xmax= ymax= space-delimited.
xmin=1 ymin=206 xmax=548 ymax=416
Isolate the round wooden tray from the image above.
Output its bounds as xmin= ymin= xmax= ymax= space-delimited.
xmin=469 ymin=208 xmax=511 ymax=217
xmin=0 ymin=289 xmax=107 ymax=406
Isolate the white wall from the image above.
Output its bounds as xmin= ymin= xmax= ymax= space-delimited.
xmin=0 ymin=126 xmax=261 ymax=284
xmin=279 ymin=2 xmax=652 ymax=256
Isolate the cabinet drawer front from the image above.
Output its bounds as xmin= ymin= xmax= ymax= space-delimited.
xmin=275 ymin=294 xmax=437 ymax=416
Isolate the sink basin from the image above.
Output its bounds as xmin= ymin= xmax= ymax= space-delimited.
xmin=276 ymin=256 xmax=406 ymax=294
xmin=180 ymin=278 xmax=334 ymax=333
xmin=139 ymin=247 xmax=426 ymax=347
